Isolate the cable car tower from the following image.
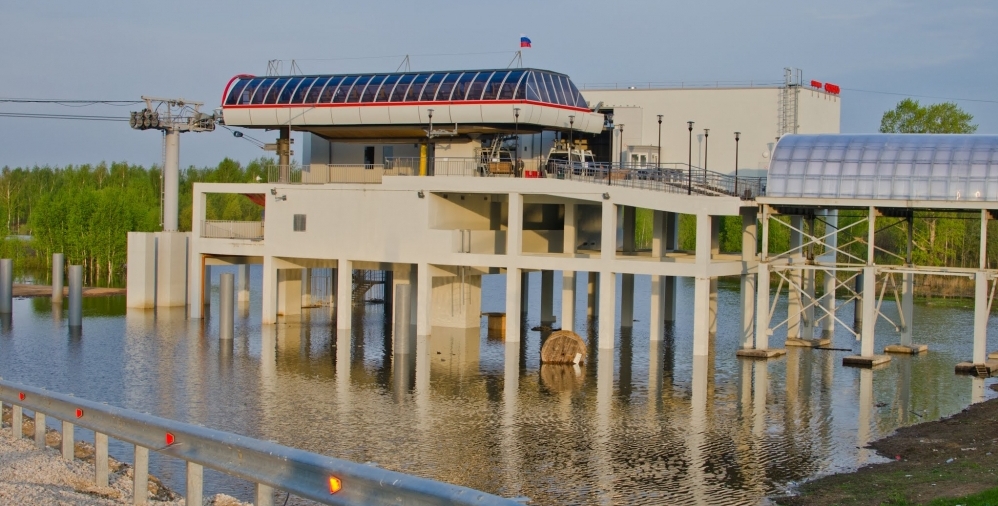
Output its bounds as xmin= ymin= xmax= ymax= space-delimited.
xmin=129 ymin=96 xmax=215 ymax=231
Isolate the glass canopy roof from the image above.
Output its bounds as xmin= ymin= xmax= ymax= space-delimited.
xmin=223 ymin=69 xmax=588 ymax=109
xmin=767 ymin=134 xmax=998 ymax=202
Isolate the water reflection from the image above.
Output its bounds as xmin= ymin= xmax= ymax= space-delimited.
xmin=0 ymin=271 xmax=995 ymax=505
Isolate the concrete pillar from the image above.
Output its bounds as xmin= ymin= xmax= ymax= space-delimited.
xmin=540 ymin=270 xmax=555 ymax=325
xmin=261 ymin=256 xmax=277 ymax=324
xmin=505 ymin=268 xmax=522 ymax=342
xmin=586 ymin=272 xmax=598 ymax=319
xmin=52 ymin=253 xmax=64 ymax=304
xmin=854 ymin=270 xmax=864 ymax=328
xmin=755 ymin=266 xmax=771 ymax=350
xmin=973 ymin=270 xmax=988 ymax=364
xmin=337 ymin=260 xmax=352 ymax=330
xmin=620 ymin=274 xmax=634 ymax=328
xmin=821 ymin=210 xmax=838 ymax=338
xmin=394 ymin=284 xmax=413 ymax=355
xmin=237 ymin=264 xmax=250 ymax=303
xmin=430 ymin=272 xmax=482 ymax=329
xmin=561 ymin=270 xmax=576 ymax=332
xmin=741 ymin=208 xmax=757 ymax=349
xmin=126 ymin=233 xmax=156 ymax=309
xmin=155 ymin=231 xmax=188 ymax=307
xmin=598 ymin=200 xmax=617 ymax=348
xmin=302 ymin=268 xmax=312 ymax=307
xmin=664 ymin=212 xmax=678 ymax=322
xmin=901 ymin=215 xmax=914 ymax=345
xmin=163 ymin=130 xmax=180 ymax=232
xmin=520 ymin=271 xmax=530 ymax=317
xmin=693 ymin=277 xmax=711 ymax=356
xmin=508 ymin=192 xmax=522 ymax=257
xmin=202 ymin=265 xmax=211 ymax=307
xmin=788 ymin=216 xmax=803 ymax=338
xmin=277 ymin=268 xmax=302 ymax=317
xmin=219 ymin=272 xmax=234 ymax=340
xmin=68 ymin=265 xmax=83 ymax=328
xmin=650 ymin=275 xmax=665 ymax=341
xmin=415 ymin=262 xmax=432 ymax=336
xmin=860 ymin=266 xmax=877 ymax=356
xmin=564 ymin=203 xmax=577 ymax=255
xmin=622 ymin=206 xmax=636 ymax=253
xmin=0 ymin=259 xmax=11 ymax=314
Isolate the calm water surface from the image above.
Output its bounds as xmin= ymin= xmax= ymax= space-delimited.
xmin=0 ymin=267 xmax=996 ymax=505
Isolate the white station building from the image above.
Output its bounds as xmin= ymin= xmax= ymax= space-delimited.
xmin=127 ymin=66 xmax=845 ymax=363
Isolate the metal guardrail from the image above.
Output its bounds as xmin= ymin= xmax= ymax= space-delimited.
xmin=201 ymin=220 xmax=264 ymax=240
xmin=0 ymin=379 xmax=523 ymax=506
xmin=265 ymin=158 xmax=764 ymax=199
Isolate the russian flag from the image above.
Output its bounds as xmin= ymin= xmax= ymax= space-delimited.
xmin=520 ymin=35 xmax=532 ymax=48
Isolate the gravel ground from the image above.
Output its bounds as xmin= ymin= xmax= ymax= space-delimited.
xmin=0 ymin=408 xmax=251 ymax=505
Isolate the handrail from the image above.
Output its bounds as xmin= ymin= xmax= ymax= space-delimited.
xmin=0 ymin=379 xmax=522 ymax=506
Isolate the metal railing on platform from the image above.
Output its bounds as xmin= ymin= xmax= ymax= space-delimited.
xmin=0 ymin=379 xmax=522 ymax=506
xmin=201 ymin=220 xmax=264 ymax=240
xmin=266 ymin=158 xmax=764 ymax=199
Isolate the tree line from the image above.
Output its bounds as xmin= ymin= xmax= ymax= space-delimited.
xmin=0 ymin=157 xmax=271 ymax=285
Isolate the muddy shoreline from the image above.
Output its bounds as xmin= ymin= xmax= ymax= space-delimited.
xmin=775 ymin=384 xmax=998 ymax=505
xmin=12 ymin=284 xmax=125 ymax=298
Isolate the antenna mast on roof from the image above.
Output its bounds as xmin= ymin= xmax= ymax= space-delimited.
xmin=507 ymin=51 xmax=522 ymax=69
xmin=396 ymin=55 xmax=410 ymax=73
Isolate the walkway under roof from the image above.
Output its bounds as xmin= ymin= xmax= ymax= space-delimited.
xmin=762 ymin=134 xmax=998 ymax=210
xmin=220 ymin=68 xmax=605 ymax=140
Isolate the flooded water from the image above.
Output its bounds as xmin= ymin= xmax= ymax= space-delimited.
xmin=0 ymin=268 xmax=996 ymax=505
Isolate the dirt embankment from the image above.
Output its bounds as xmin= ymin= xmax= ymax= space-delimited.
xmin=12 ymin=284 xmax=125 ymax=298
xmin=776 ymin=384 xmax=998 ymax=505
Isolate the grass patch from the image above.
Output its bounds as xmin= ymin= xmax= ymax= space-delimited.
xmin=926 ymin=487 xmax=998 ymax=505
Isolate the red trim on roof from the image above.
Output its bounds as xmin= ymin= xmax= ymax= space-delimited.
xmin=222 ymin=99 xmax=592 ymax=114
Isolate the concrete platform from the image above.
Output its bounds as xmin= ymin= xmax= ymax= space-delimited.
xmin=843 ymin=355 xmax=892 ymax=368
xmin=954 ymin=360 xmax=998 ymax=376
xmin=785 ymin=338 xmax=831 ymax=348
xmin=990 ymin=352 xmax=998 ymax=360
xmin=736 ymin=348 xmax=787 ymax=359
xmin=884 ymin=344 xmax=928 ymax=355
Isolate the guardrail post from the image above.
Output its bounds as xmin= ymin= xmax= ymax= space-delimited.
xmin=34 ymin=411 xmax=46 ymax=448
xmin=95 ymin=431 xmax=109 ymax=486
xmin=12 ymin=404 xmax=22 ymax=438
xmin=187 ymin=462 xmax=203 ymax=505
xmin=256 ymin=483 xmax=274 ymax=506
xmin=61 ymin=420 xmax=74 ymax=460
xmin=134 ymin=445 xmax=148 ymax=504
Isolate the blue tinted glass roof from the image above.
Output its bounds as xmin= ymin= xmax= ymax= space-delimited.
xmin=767 ymin=134 xmax=998 ymax=202
xmin=223 ymin=69 xmax=587 ymax=108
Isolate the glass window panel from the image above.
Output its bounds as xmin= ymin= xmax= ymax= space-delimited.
xmin=420 ymin=73 xmax=445 ymax=101
xmin=262 ymin=78 xmax=290 ymax=104
xmin=375 ymin=75 xmax=399 ymax=102
xmin=545 ymin=73 xmax=566 ymax=104
xmin=861 ymin=147 xmax=881 ymax=161
xmin=894 ymin=162 xmax=913 ymax=177
xmin=277 ymin=77 xmax=300 ymax=104
xmin=524 ymin=76 xmax=540 ymax=101
xmin=226 ymin=80 xmax=249 ymax=105
xmin=345 ymin=75 xmax=371 ymax=103
xmin=859 ymin=162 xmax=878 ymax=176
xmin=791 ymin=146 xmax=812 ymax=161
xmin=331 ymin=76 xmax=356 ymax=103
xmin=453 ymin=72 xmax=477 ymax=101
xmin=556 ymin=76 xmax=572 ymax=105
xmin=360 ymin=75 xmax=387 ymax=102
xmin=305 ymin=77 xmax=332 ymax=103
xmin=238 ymin=78 xmax=264 ymax=104
xmin=566 ymin=79 xmax=586 ymax=107
xmin=389 ymin=74 xmax=415 ymax=101
xmin=290 ymin=77 xmax=318 ymax=104
xmin=481 ymin=71 xmax=506 ymax=100
xmin=318 ymin=77 xmax=343 ymax=103
xmin=933 ymin=149 xmax=953 ymax=163
xmin=405 ymin=74 xmax=430 ymax=101
xmin=465 ymin=72 xmax=491 ymax=100
xmin=497 ymin=71 xmax=522 ymax=100
xmin=435 ymin=73 xmax=461 ymax=101
xmin=249 ymin=78 xmax=276 ymax=104
xmin=971 ymin=149 xmax=992 ymax=163
xmin=531 ymin=73 xmax=549 ymax=103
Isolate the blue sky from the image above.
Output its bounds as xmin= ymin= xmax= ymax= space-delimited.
xmin=1 ymin=0 xmax=996 ymax=168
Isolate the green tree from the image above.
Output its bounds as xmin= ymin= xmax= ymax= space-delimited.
xmin=880 ymin=98 xmax=977 ymax=133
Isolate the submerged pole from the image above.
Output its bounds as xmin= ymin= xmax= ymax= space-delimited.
xmin=220 ymin=272 xmax=234 ymax=340
xmin=52 ymin=253 xmax=64 ymax=304
xmin=68 ymin=265 xmax=83 ymax=327
xmin=0 ymin=259 xmax=11 ymax=314
xmin=394 ymin=284 xmax=412 ymax=354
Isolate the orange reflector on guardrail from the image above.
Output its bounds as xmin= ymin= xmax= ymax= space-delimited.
xmin=329 ymin=476 xmax=342 ymax=494
xmin=18 ymin=392 xmax=24 ymax=400
xmin=165 ymin=432 xmax=175 ymax=445
xmin=75 ymin=409 xmax=83 ymax=418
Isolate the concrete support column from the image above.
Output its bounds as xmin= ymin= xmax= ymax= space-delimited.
xmin=261 ymin=256 xmax=277 ymax=324
xmin=664 ymin=212 xmax=678 ymax=322
xmin=755 ymin=266 xmax=771 ymax=350
xmin=505 ymin=268 xmax=522 ymax=342
xmin=973 ymin=270 xmax=988 ymax=364
xmin=693 ymin=277 xmax=711 ymax=356
xmin=860 ymin=266 xmax=877 ymax=356
xmin=900 ymin=272 xmax=915 ymax=346
xmin=52 ymin=253 xmax=64 ymax=304
xmin=587 ymin=272 xmax=598 ymax=319
xmin=336 ymin=260 xmax=352 ymax=330
xmin=854 ymin=271 xmax=864 ymax=328
xmin=561 ymin=271 xmax=576 ymax=332
xmin=202 ymin=265 xmax=212 ymax=307
xmin=126 ymin=233 xmax=157 ymax=309
xmin=277 ymin=268 xmax=302 ymax=317
xmin=598 ymin=200 xmax=617 ymax=349
xmin=163 ymin=130 xmax=180 ymax=232
xmin=520 ymin=272 xmax=530 ymax=317
xmin=622 ymin=206 xmax=636 ymax=253
xmin=415 ymin=262 xmax=432 ymax=336
xmin=788 ymin=216 xmax=803 ymax=338
xmin=709 ymin=215 xmax=720 ymax=335
xmin=821 ymin=210 xmax=839 ymax=338
xmin=302 ymin=268 xmax=312 ymax=307
xmin=650 ymin=275 xmax=666 ymax=341
xmin=741 ymin=207 xmax=758 ymax=349
xmin=237 ymin=264 xmax=250 ymax=303
xmin=620 ymin=274 xmax=634 ymax=328
xmin=540 ymin=270 xmax=555 ymax=325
